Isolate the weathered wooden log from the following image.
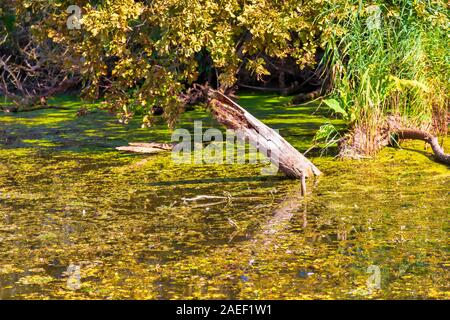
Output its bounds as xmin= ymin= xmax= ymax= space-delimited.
xmin=207 ymin=89 xmax=322 ymax=179
xmin=116 ymin=142 xmax=175 ymax=154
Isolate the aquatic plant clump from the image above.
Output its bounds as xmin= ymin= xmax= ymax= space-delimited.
xmin=322 ymin=0 xmax=449 ymax=156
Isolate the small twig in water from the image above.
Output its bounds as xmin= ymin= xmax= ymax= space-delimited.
xmin=181 ymin=195 xmax=228 ymax=202
xmin=227 ymin=218 xmax=239 ymax=230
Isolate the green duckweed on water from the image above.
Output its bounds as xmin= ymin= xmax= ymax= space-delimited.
xmin=0 ymin=94 xmax=448 ymax=299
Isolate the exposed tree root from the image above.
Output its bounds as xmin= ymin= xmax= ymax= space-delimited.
xmin=396 ymin=129 xmax=450 ymax=165
xmin=338 ymin=124 xmax=449 ymax=165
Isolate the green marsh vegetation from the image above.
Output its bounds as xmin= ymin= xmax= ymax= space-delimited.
xmin=321 ymin=0 xmax=449 ymax=156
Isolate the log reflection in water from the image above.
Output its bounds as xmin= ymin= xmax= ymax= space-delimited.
xmin=248 ymin=179 xmax=318 ymax=264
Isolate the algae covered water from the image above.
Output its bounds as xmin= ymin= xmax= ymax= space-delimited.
xmin=0 ymin=95 xmax=448 ymax=299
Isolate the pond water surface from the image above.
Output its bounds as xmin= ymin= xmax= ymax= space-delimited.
xmin=0 ymin=94 xmax=448 ymax=299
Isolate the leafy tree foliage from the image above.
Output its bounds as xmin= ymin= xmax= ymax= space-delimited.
xmin=2 ymin=1 xmax=448 ymax=145
xmin=30 ymin=0 xmax=327 ymax=126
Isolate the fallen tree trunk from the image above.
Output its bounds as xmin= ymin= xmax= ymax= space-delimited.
xmin=1 ymin=77 xmax=81 ymax=113
xmin=237 ymin=82 xmax=303 ymax=96
xmin=291 ymin=88 xmax=323 ymax=104
xmin=206 ymin=89 xmax=321 ymax=179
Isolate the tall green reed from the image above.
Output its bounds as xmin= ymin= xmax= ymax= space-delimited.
xmin=317 ymin=0 xmax=449 ymax=154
